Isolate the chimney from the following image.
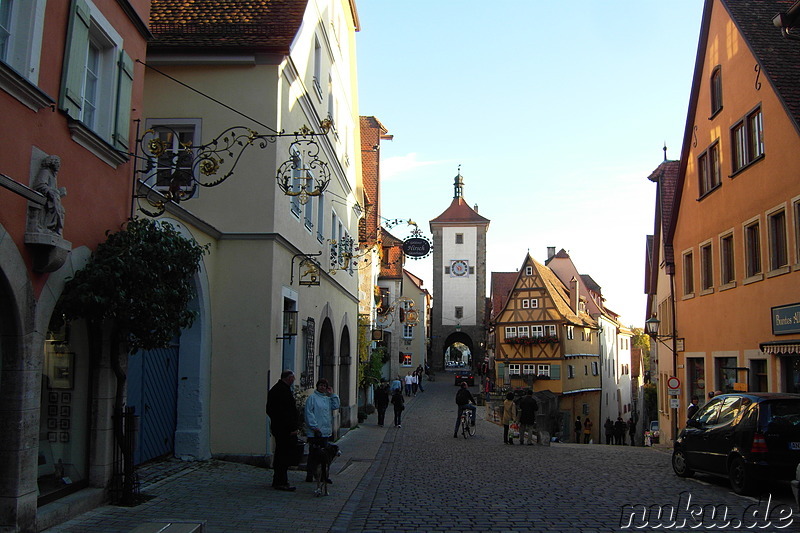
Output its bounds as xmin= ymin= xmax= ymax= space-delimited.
xmin=569 ymin=276 xmax=579 ymax=314
xmin=474 ymin=204 xmax=479 ymax=213
xmin=547 ymin=246 xmax=556 ymax=260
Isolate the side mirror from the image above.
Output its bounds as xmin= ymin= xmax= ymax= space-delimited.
xmin=687 ymin=418 xmax=701 ymax=429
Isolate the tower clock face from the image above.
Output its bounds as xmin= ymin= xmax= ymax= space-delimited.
xmin=451 ymin=260 xmax=468 ymax=277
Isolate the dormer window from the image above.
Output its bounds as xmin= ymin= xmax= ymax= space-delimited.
xmin=710 ymin=66 xmax=723 ymax=117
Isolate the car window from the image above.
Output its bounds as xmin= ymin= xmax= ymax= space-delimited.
xmin=764 ymin=400 xmax=800 ymax=428
xmin=716 ymin=396 xmax=742 ymax=426
xmin=695 ymin=398 xmax=723 ymax=426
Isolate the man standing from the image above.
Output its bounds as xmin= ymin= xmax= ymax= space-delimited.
xmin=687 ymin=395 xmax=699 ymax=421
xmin=375 ymin=379 xmax=390 ymax=427
xmin=266 ymin=370 xmax=298 ymax=491
xmin=518 ymin=389 xmax=538 ymax=445
xmin=304 ymin=378 xmax=340 ymax=483
xmin=453 ymin=382 xmax=477 ymax=438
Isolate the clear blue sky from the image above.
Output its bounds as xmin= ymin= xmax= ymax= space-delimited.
xmin=355 ymin=1 xmax=705 ymax=328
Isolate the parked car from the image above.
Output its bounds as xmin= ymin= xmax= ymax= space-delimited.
xmin=672 ymin=392 xmax=800 ymax=495
xmin=792 ymin=462 xmax=800 ymax=512
xmin=454 ymin=370 xmax=474 ymax=386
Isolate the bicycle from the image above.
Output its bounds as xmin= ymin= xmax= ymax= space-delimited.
xmin=460 ymin=407 xmax=476 ymax=438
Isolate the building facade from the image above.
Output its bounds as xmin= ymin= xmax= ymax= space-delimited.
xmin=647 ymin=0 xmax=800 ymax=443
xmin=0 ymin=0 xmax=150 ymax=530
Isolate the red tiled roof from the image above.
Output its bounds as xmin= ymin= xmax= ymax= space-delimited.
xmin=430 ymin=197 xmax=490 ymax=225
xmin=149 ymin=0 xmax=307 ymax=53
xmin=490 ymin=272 xmax=517 ymax=320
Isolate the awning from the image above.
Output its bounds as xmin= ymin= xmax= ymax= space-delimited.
xmin=759 ymin=340 xmax=800 ymax=355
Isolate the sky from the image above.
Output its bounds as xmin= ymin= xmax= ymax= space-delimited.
xmin=354 ymin=1 xmax=706 ymax=329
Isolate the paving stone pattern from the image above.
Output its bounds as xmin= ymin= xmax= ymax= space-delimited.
xmin=43 ymin=378 xmax=797 ymax=533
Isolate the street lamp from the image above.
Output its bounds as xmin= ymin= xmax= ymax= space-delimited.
xmin=645 ymin=315 xmax=679 ymax=443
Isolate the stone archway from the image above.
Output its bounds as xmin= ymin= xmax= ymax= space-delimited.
xmin=338 ymin=325 xmax=352 ymax=427
xmin=319 ymin=317 xmax=335 ymax=385
xmin=442 ymin=331 xmax=476 ymax=368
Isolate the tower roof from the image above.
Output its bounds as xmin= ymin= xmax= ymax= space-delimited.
xmin=429 ymin=170 xmax=490 ymax=226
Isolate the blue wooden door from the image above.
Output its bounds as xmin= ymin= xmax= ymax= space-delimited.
xmin=128 ymin=344 xmax=179 ymax=465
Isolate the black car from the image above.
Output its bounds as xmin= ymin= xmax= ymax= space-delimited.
xmin=454 ymin=370 xmax=474 ymax=386
xmin=672 ymin=392 xmax=800 ymax=495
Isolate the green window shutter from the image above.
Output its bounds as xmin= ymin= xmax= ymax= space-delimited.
xmin=114 ymin=50 xmax=134 ymax=150
xmin=60 ymin=0 xmax=90 ymax=119
xmin=497 ymin=362 xmax=505 ymax=378
xmin=550 ymin=364 xmax=560 ymax=379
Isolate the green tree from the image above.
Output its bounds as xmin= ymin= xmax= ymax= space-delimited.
xmin=57 ymin=218 xmax=207 ymax=501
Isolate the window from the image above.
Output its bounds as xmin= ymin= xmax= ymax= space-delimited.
xmin=537 ymin=364 xmax=550 ymax=377
xmin=544 ymin=324 xmax=556 ymax=337
xmin=530 ymin=298 xmax=539 ymax=308
xmin=504 ymin=327 xmax=517 ymax=340
xmin=401 ymin=353 xmax=412 ymax=367
xmin=767 ymin=209 xmax=788 ymax=272
xmin=144 ymin=120 xmax=200 ymax=198
xmin=744 ymin=220 xmax=762 ymax=279
xmin=0 ymin=0 xmax=45 ymax=84
xmin=731 ymin=107 xmax=764 ymax=173
xmin=304 ymin=186 xmax=314 ymax=230
xmin=60 ymin=0 xmax=133 ymax=152
xmin=566 ymin=326 xmax=574 ymax=340
xmin=517 ymin=325 xmax=529 ymax=338
xmin=591 ymin=361 xmax=599 ymax=376
xmin=316 ymin=192 xmax=325 ymax=242
xmin=682 ymin=250 xmax=694 ymax=296
xmin=750 ymin=359 xmax=767 ymax=392
xmin=454 ymin=306 xmax=463 ymax=319
xmin=525 ymin=266 xmax=533 ymax=276
xmin=455 ymin=233 xmax=463 ymax=244
xmin=795 ymin=198 xmax=800 ymax=265
xmin=720 ymin=233 xmax=735 ymax=286
xmin=508 ymin=364 xmax=520 ymax=376
xmin=716 ymin=356 xmax=737 ymax=393
xmin=531 ymin=325 xmax=543 ymax=338
xmin=313 ymin=36 xmax=323 ymax=100
xmin=403 ymin=324 xmax=413 ymax=339
xmin=700 ymin=242 xmax=713 ymax=292
xmin=568 ymin=365 xmax=575 ymax=378
xmin=521 ymin=299 xmax=529 ymax=309
xmin=710 ymin=66 xmax=723 ymax=116
xmin=698 ymin=142 xmax=721 ymax=196
xmin=522 ymin=364 xmax=536 ymax=375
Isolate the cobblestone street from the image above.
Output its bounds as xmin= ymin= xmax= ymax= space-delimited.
xmin=44 ymin=377 xmax=797 ymax=533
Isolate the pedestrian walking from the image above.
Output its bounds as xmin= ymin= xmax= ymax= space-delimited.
xmin=404 ymin=372 xmax=413 ymax=396
xmin=574 ymin=416 xmax=582 ymax=443
xmin=390 ymin=375 xmax=402 ymax=394
xmin=266 ymin=370 xmax=299 ymax=492
xmin=502 ymin=392 xmax=517 ymax=444
xmin=518 ymin=390 xmax=539 ymax=445
xmin=375 ymin=379 xmax=390 ymax=427
xmin=583 ymin=417 xmax=593 ymax=444
xmin=416 ymin=366 xmax=425 ymax=392
xmin=604 ymin=417 xmax=614 ymax=445
xmin=304 ymin=379 xmax=340 ymax=484
xmin=411 ymin=372 xmax=418 ymax=395
xmin=614 ymin=416 xmax=626 ymax=445
xmin=391 ymin=387 xmax=404 ymax=427
xmin=627 ymin=418 xmax=636 ymax=446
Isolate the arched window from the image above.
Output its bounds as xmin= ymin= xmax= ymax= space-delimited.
xmin=710 ymin=66 xmax=723 ymax=116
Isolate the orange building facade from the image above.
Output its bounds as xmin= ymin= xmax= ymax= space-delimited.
xmin=652 ymin=0 xmax=800 ymax=440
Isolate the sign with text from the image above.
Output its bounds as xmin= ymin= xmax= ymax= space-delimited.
xmin=772 ymin=302 xmax=800 ymax=335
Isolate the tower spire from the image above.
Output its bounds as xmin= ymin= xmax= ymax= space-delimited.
xmin=453 ymin=165 xmax=464 ymax=199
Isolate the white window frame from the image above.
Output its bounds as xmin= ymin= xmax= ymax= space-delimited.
xmin=568 ymin=365 xmax=575 ymax=378
xmin=766 ymin=205 xmax=789 ymax=275
xmin=144 ymin=119 xmax=201 ymax=199
xmin=402 ymin=324 xmax=413 ymax=339
xmin=504 ymin=327 xmax=517 ymax=340
xmin=316 ymin=192 xmax=325 ymax=242
xmin=537 ymin=364 xmax=550 ymax=377
xmin=532 ymin=325 xmax=543 ymax=338
xmin=530 ymin=298 xmax=539 ymax=308
xmin=719 ymin=230 xmax=736 ymax=289
xmin=743 ymin=216 xmax=763 ymax=283
xmin=682 ymin=249 xmax=695 ymax=297
xmin=522 ymin=364 xmax=536 ymax=375
xmin=0 ymin=0 xmax=46 ymax=84
xmin=544 ymin=324 xmax=556 ymax=337
xmin=508 ymin=364 xmax=520 ymax=376
xmin=517 ymin=325 xmax=529 ymax=338
xmin=566 ymin=326 xmax=574 ymax=340
xmin=525 ymin=266 xmax=533 ymax=276
xmin=521 ymin=299 xmax=530 ymax=309
xmin=591 ymin=361 xmax=599 ymax=376
xmin=700 ymin=240 xmax=714 ymax=294
xmin=401 ymin=353 xmax=412 ymax=367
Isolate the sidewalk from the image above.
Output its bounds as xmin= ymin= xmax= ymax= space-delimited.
xmin=41 ymin=400 xmax=404 ymax=533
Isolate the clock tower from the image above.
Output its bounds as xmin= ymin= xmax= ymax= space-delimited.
xmin=429 ymin=170 xmax=490 ymax=372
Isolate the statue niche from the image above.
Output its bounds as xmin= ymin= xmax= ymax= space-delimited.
xmin=25 ymin=154 xmax=71 ymax=272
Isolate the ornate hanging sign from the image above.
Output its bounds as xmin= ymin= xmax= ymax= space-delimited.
xmin=402 ymin=236 xmax=432 ymax=259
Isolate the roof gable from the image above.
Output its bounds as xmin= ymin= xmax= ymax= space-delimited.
xmin=430 ymin=197 xmax=490 ymax=226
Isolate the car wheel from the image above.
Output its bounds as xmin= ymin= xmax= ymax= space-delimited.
xmin=672 ymin=449 xmax=694 ymax=478
xmin=728 ymin=456 xmax=757 ymax=495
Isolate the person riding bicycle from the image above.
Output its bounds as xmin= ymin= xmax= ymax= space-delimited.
xmin=453 ymin=382 xmax=477 ymax=438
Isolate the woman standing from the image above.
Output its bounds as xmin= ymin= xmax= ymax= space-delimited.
xmin=502 ymin=392 xmax=517 ymax=444
xmin=391 ymin=388 xmax=405 ymax=428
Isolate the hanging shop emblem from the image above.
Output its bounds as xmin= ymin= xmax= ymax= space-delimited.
xmin=402 ymin=236 xmax=432 ymax=259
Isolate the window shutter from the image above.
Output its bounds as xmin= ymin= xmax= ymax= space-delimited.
xmin=550 ymin=364 xmax=560 ymax=379
xmin=60 ymin=0 xmax=91 ymax=119
xmin=114 ymin=50 xmax=134 ymax=150
xmin=497 ymin=363 xmax=505 ymax=378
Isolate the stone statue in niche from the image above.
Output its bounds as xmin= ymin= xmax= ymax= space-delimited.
xmin=32 ymin=155 xmax=67 ymax=235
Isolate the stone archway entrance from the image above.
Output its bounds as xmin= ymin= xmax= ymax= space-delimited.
xmin=338 ymin=325 xmax=352 ymax=426
xmin=319 ymin=317 xmax=335 ymax=385
xmin=442 ymin=331 xmax=475 ymax=369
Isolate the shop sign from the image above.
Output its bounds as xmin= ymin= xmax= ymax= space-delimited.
xmin=402 ymin=237 xmax=432 ymax=259
xmin=771 ymin=302 xmax=800 ymax=335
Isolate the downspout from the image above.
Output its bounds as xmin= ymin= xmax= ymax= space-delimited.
xmin=669 ymin=266 xmax=678 ymax=445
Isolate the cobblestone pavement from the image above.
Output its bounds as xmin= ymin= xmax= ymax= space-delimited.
xmin=43 ymin=377 xmax=798 ymax=533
